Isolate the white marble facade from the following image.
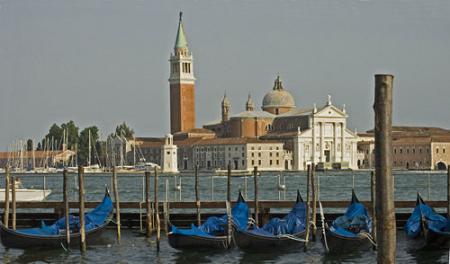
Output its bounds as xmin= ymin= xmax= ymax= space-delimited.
xmin=293 ymin=100 xmax=359 ymax=170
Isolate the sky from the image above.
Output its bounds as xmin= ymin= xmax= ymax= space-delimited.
xmin=0 ymin=0 xmax=449 ymax=149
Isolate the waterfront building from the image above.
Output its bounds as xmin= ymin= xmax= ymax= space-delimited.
xmin=357 ymin=126 xmax=450 ymax=170
xmin=134 ymin=137 xmax=288 ymax=172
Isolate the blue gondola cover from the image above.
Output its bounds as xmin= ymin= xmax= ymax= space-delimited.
xmin=17 ymin=193 xmax=113 ymax=237
xmin=405 ymin=196 xmax=450 ymax=238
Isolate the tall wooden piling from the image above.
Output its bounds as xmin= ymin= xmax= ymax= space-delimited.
xmin=227 ymin=162 xmax=232 ymax=248
xmin=63 ymin=169 xmax=70 ymax=246
xmin=311 ymin=164 xmax=317 ymax=240
xmin=145 ymin=171 xmax=151 ymax=237
xmin=371 ymin=170 xmax=377 ymax=248
xmin=3 ymin=167 xmax=10 ymax=228
xmin=305 ymin=164 xmax=311 ymax=249
xmin=447 ymin=167 xmax=450 ymax=218
xmin=195 ymin=164 xmax=201 ymax=227
xmin=112 ymin=167 xmax=121 ymax=242
xmin=374 ymin=74 xmax=396 ymax=263
xmin=227 ymin=162 xmax=231 ymax=202
xmin=11 ymin=176 xmax=16 ymax=230
xmin=78 ymin=166 xmax=86 ymax=252
xmin=154 ymin=167 xmax=160 ymax=252
xmin=253 ymin=166 xmax=259 ymax=226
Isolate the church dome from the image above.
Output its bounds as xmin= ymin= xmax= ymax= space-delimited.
xmin=262 ymin=76 xmax=295 ymax=110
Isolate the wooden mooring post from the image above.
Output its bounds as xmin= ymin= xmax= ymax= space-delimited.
xmin=227 ymin=162 xmax=232 ymax=248
xmin=195 ymin=164 xmax=201 ymax=227
xmin=305 ymin=164 xmax=311 ymax=250
xmin=311 ymin=164 xmax=317 ymax=241
xmin=11 ymin=175 xmax=16 ymax=230
xmin=63 ymin=169 xmax=70 ymax=246
xmin=447 ymin=167 xmax=450 ymax=218
xmin=78 ymin=166 xmax=86 ymax=252
xmin=145 ymin=171 xmax=151 ymax=237
xmin=253 ymin=166 xmax=259 ymax=227
xmin=374 ymin=74 xmax=396 ymax=263
xmin=3 ymin=167 xmax=10 ymax=228
xmin=154 ymin=167 xmax=160 ymax=252
xmin=112 ymin=167 xmax=121 ymax=242
xmin=371 ymin=170 xmax=377 ymax=248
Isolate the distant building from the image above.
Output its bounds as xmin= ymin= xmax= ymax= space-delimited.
xmin=161 ymin=134 xmax=178 ymax=173
xmin=357 ymin=126 xmax=450 ymax=170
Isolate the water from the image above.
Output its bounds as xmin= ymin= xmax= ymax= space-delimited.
xmin=0 ymin=230 xmax=448 ymax=263
xmin=0 ymin=171 xmax=448 ymax=263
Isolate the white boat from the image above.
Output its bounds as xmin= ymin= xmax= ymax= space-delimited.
xmin=0 ymin=168 xmax=4 ymax=173
xmin=0 ymin=189 xmax=51 ymax=201
xmin=0 ymin=180 xmax=51 ymax=201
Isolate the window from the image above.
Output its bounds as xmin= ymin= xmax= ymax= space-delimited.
xmin=276 ymin=153 xmax=279 ymax=157
xmin=242 ymin=160 xmax=245 ymax=166
xmin=270 ymin=160 xmax=273 ymax=165
xmin=444 ymin=148 xmax=446 ymax=154
xmin=258 ymin=153 xmax=261 ymax=157
xmin=258 ymin=160 xmax=261 ymax=165
xmin=270 ymin=153 xmax=273 ymax=157
xmin=251 ymin=153 xmax=254 ymax=157
xmin=419 ymin=148 xmax=422 ymax=154
xmin=437 ymin=148 xmax=439 ymax=154
xmin=394 ymin=148 xmax=397 ymax=154
xmin=400 ymin=149 xmax=403 ymax=154
xmin=277 ymin=160 xmax=280 ymax=165
xmin=407 ymin=149 xmax=409 ymax=154
xmin=252 ymin=160 xmax=255 ymax=165
xmin=413 ymin=149 xmax=415 ymax=154
xmin=241 ymin=153 xmax=244 ymax=158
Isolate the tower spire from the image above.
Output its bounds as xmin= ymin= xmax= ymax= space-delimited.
xmin=174 ymin=11 xmax=189 ymax=52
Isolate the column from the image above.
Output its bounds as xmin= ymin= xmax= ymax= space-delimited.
xmin=333 ymin=122 xmax=338 ymax=162
xmin=320 ymin=122 xmax=325 ymax=162
xmin=341 ymin=122 xmax=345 ymax=162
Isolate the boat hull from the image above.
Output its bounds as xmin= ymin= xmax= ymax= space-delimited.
xmin=323 ymin=228 xmax=372 ymax=253
xmin=0 ymin=216 xmax=112 ymax=249
xmin=167 ymin=232 xmax=228 ymax=250
xmin=233 ymin=229 xmax=306 ymax=252
xmin=0 ymin=189 xmax=51 ymax=201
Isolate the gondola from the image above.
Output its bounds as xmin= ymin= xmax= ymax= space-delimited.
xmin=233 ymin=190 xmax=307 ymax=252
xmin=167 ymin=192 xmax=249 ymax=250
xmin=322 ymin=190 xmax=374 ymax=253
xmin=405 ymin=193 xmax=450 ymax=249
xmin=0 ymin=188 xmax=113 ymax=249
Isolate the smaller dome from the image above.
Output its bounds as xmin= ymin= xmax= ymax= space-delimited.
xmin=262 ymin=76 xmax=295 ymax=109
xmin=221 ymin=94 xmax=231 ymax=107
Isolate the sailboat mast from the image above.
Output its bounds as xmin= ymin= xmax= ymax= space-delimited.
xmin=88 ymin=129 xmax=91 ymax=167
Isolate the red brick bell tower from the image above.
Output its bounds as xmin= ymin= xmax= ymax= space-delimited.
xmin=169 ymin=12 xmax=196 ymax=134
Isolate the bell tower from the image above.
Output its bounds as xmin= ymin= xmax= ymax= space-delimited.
xmin=169 ymin=12 xmax=196 ymax=134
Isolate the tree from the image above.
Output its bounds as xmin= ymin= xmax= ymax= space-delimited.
xmin=78 ymin=126 xmax=100 ymax=166
xmin=42 ymin=123 xmax=63 ymax=150
xmin=41 ymin=121 xmax=79 ymax=151
xmin=115 ymin=122 xmax=134 ymax=140
xmin=26 ymin=139 xmax=33 ymax=151
xmin=61 ymin=120 xmax=79 ymax=150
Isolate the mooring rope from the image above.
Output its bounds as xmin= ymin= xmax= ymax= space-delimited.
xmin=60 ymin=242 xmax=70 ymax=252
xmin=278 ymin=234 xmax=307 ymax=243
xmin=358 ymin=231 xmax=377 ymax=247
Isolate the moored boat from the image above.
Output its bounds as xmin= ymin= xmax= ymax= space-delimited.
xmin=405 ymin=193 xmax=450 ymax=249
xmin=233 ymin=190 xmax=307 ymax=252
xmin=168 ymin=192 xmax=249 ymax=250
xmin=322 ymin=190 xmax=374 ymax=253
xmin=0 ymin=189 xmax=113 ymax=249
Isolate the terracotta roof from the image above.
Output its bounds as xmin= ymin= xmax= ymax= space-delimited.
xmin=192 ymin=137 xmax=282 ymax=146
xmin=231 ymin=111 xmax=275 ymax=119
xmin=0 ymin=151 xmax=63 ymax=159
